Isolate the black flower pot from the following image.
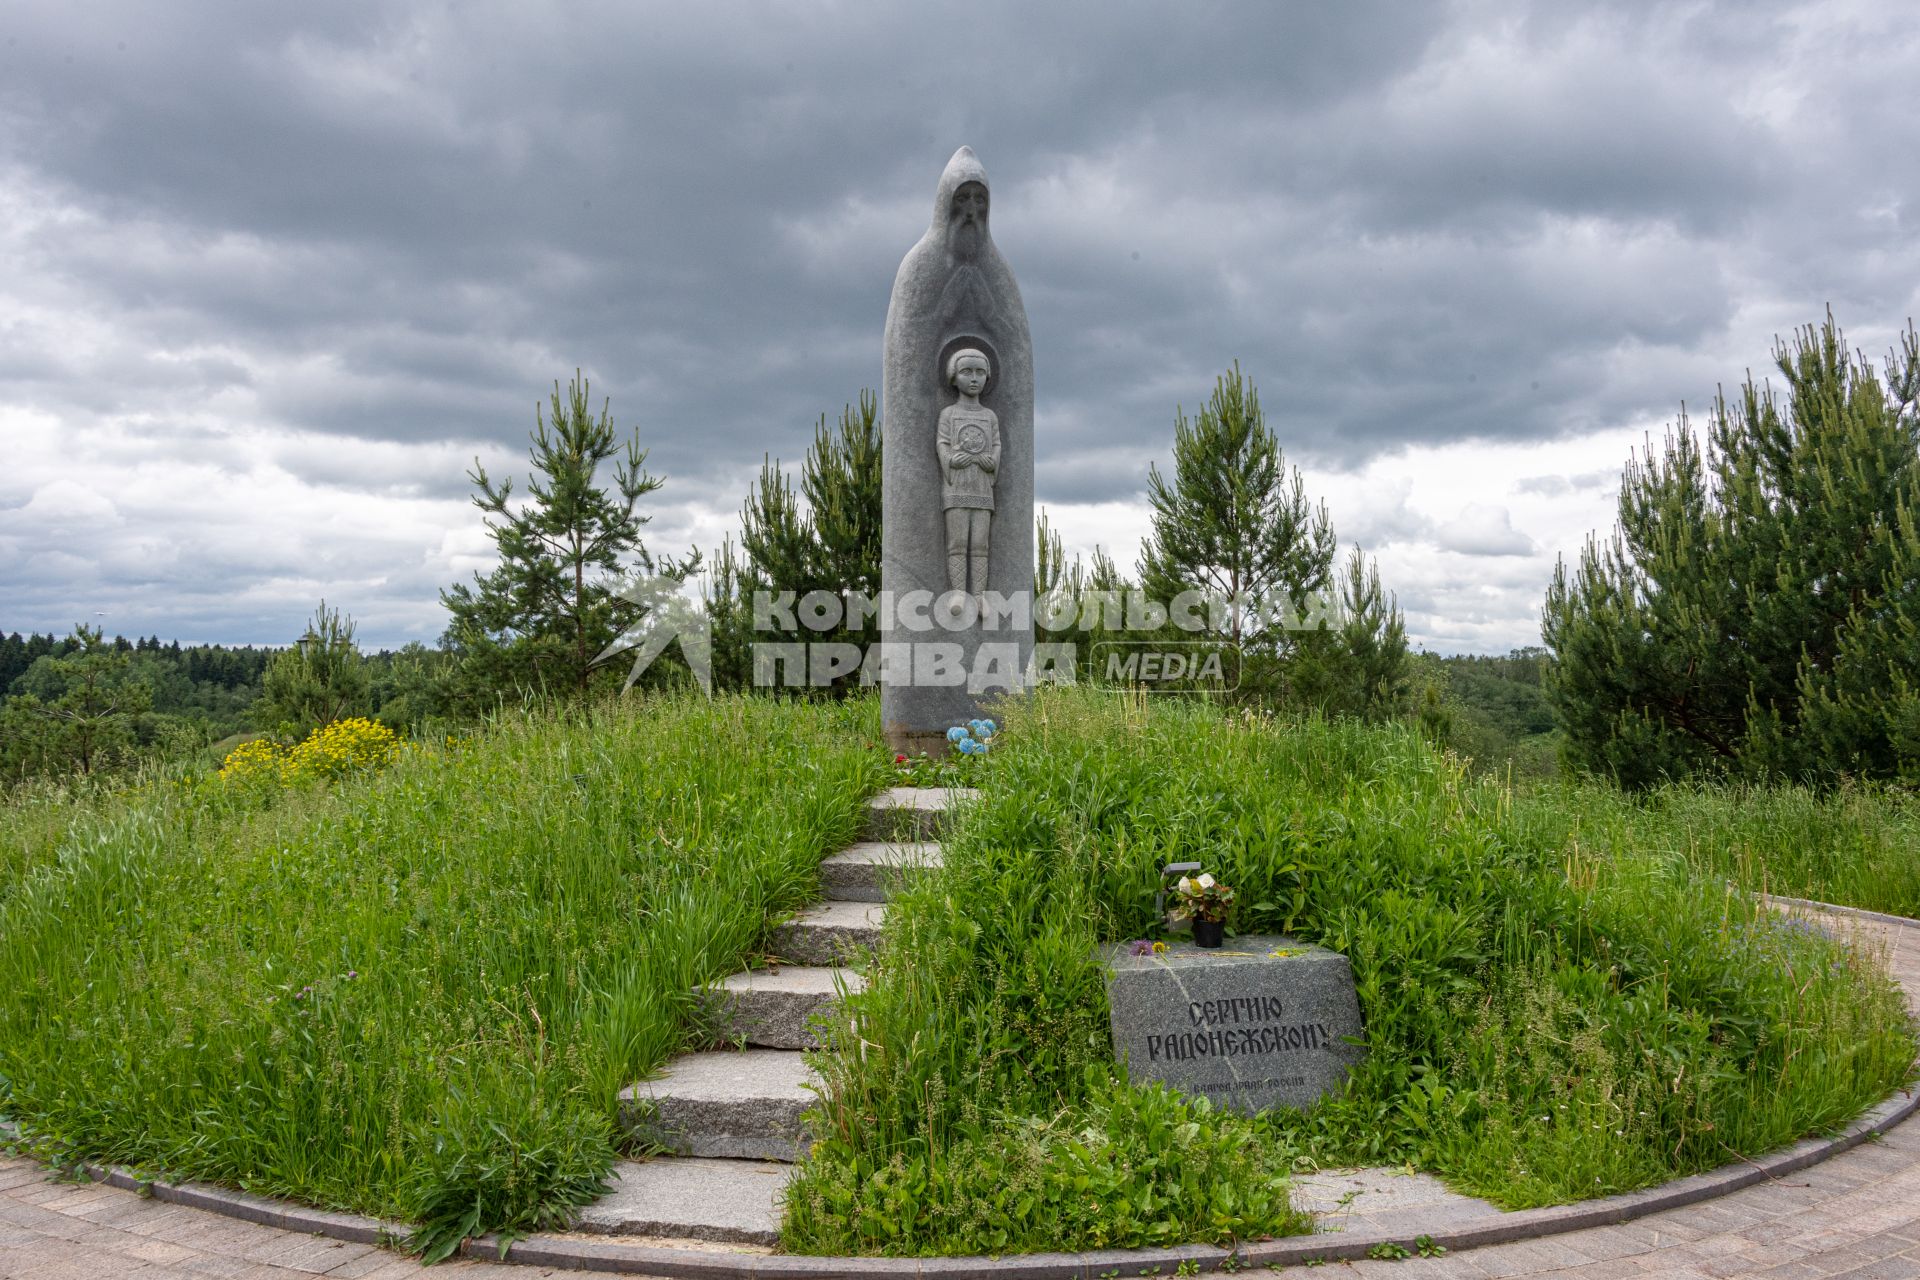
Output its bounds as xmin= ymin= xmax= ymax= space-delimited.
xmin=1192 ymin=918 xmax=1225 ymax=948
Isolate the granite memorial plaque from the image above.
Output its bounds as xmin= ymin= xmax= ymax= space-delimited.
xmin=1103 ymin=934 xmax=1366 ymax=1114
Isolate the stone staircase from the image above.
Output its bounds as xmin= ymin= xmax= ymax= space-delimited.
xmin=571 ymin=786 xmax=970 ymax=1246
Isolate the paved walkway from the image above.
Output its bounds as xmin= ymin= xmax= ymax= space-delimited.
xmin=3 ymin=903 xmax=1915 ymax=1280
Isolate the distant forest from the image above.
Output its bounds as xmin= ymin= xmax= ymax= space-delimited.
xmin=0 ymin=631 xmax=274 ymax=739
xmin=0 ymin=628 xmax=451 ymax=783
xmin=0 ymin=624 xmax=1559 ymax=784
xmin=1411 ymin=646 xmax=1559 ymax=777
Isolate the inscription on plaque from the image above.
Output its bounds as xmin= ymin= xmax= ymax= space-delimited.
xmin=1102 ymin=934 xmax=1366 ymax=1114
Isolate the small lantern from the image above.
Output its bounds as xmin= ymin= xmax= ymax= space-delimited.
xmin=296 ymin=628 xmax=320 ymax=660
xmin=1157 ymin=861 xmax=1201 ymax=931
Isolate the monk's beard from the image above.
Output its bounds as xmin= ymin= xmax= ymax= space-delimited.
xmin=949 ymin=218 xmax=983 ymax=261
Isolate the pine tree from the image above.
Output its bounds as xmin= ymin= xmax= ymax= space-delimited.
xmin=441 ymin=371 xmax=688 ymax=701
xmin=1036 ymin=509 xmax=1134 ymax=685
xmin=1139 ymin=364 xmax=1338 ymax=700
xmin=255 ymin=602 xmax=371 ymax=739
xmin=804 ymin=391 xmax=882 ymax=606
xmin=1545 ymin=313 xmax=1920 ymax=785
xmin=0 ymin=623 xmax=153 ymax=775
xmin=1292 ymin=547 xmax=1410 ymax=720
xmin=726 ymin=393 xmax=881 ymax=695
xmin=704 ymin=536 xmax=758 ymax=694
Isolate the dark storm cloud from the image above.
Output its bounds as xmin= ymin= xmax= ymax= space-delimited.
xmin=2 ymin=0 xmax=1917 ymax=646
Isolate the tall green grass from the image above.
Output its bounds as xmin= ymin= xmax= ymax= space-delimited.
xmin=787 ymin=690 xmax=1915 ymax=1254
xmin=0 ymin=694 xmax=886 ymax=1258
xmin=1511 ymin=780 xmax=1920 ymax=918
xmin=0 ymin=768 xmax=171 ymax=896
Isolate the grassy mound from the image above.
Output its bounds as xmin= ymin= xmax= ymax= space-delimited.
xmin=787 ymin=689 xmax=1915 ymax=1255
xmin=0 ymin=695 xmax=886 ymax=1258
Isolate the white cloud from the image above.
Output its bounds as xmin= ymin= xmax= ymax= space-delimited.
xmin=1433 ymin=504 xmax=1537 ymax=557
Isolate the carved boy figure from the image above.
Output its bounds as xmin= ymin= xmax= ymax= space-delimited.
xmin=936 ymin=347 xmax=999 ymax=597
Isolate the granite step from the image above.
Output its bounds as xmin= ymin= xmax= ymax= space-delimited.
xmin=573 ymin=1156 xmax=793 ymax=1245
xmin=863 ymin=786 xmax=979 ymax=840
xmin=820 ymin=840 xmax=944 ymax=903
xmin=768 ymin=899 xmax=887 ymax=966
xmin=706 ymin=964 xmax=864 ymax=1049
xmin=619 ymin=1049 xmax=817 ymax=1161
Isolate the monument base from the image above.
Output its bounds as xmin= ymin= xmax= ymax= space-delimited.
xmin=886 ymin=726 xmax=956 ymax=758
xmin=1103 ymin=934 xmax=1366 ymax=1114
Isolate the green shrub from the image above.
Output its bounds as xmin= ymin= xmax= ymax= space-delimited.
xmin=787 ymin=1073 xmax=1309 ymax=1255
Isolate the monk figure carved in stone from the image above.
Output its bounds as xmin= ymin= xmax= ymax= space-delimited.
xmin=936 ymin=348 xmax=998 ymax=597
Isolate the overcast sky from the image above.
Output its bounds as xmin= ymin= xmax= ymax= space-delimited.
xmin=2 ymin=1 xmax=1916 ymax=653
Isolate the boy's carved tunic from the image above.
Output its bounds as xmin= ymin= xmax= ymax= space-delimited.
xmin=938 ymin=404 xmax=999 ymax=510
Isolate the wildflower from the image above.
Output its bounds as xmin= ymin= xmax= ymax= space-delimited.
xmin=946 ymin=726 xmax=968 ymax=743
xmin=1151 ymin=941 xmax=1168 ymax=955
xmin=894 ymin=754 xmax=907 ymax=764
xmin=1128 ymin=940 xmax=1154 ymax=957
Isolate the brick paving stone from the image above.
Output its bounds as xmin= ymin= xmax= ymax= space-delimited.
xmin=1476 ymin=1237 xmax=1607 ymax=1272
xmin=1638 ymin=1248 xmax=1720 ymax=1271
xmin=1333 ymin=1258 xmax=1422 ymax=1280
xmin=1671 ymin=1204 xmax=1775 ymax=1235
xmin=302 ymin=1261 xmax=424 ymax=1280
xmin=122 ymin=1205 xmax=216 ymax=1239
xmin=1384 ymin=1254 xmax=1495 ymax=1279
xmin=174 ymin=1260 xmax=298 ymax=1280
xmin=1826 ymin=1260 xmax=1920 ymax=1280
xmin=1701 ymin=1256 xmax=1773 ymax=1278
xmin=1703 ymin=1247 xmax=1814 ymax=1277
xmin=1830 ymin=1234 xmax=1918 ymax=1263
xmin=0 ymin=1237 xmax=123 ymax=1279
xmin=0 ymin=1166 xmax=48 ymax=1194
xmin=1752 ymin=1264 xmax=1828 ymax=1280
xmin=190 ymin=1263 xmax=320 ymax=1280
xmin=1736 ymin=1186 xmax=1829 ymax=1218
xmin=1613 ymin=1218 xmax=1717 ymax=1246
xmin=1550 ymin=1260 xmax=1646 ymax=1280
xmin=1561 ymin=1226 xmax=1664 ymax=1262
xmin=35 ymin=1182 xmax=125 ymax=1213
xmin=319 ymin=1254 xmax=413 ymax=1279
xmin=1814 ymin=1247 xmax=1907 ymax=1274
xmin=9 ymin=1179 xmax=90 ymax=1206
xmin=76 ymin=1194 xmax=182 ymax=1228
xmin=123 ymin=1237 xmax=208 ymax=1266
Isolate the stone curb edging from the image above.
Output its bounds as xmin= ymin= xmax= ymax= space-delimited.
xmin=4 ymin=897 xmax=1914 ymax=1279
xmin=1761 ymin=891 xmax=1920 ymax=932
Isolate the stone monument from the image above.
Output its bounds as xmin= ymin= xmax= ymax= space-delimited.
xmin=880 ymin=147 xmax=1035 ymax=756
xmin=1104 ymin=935 xmax=1367 ymax=1115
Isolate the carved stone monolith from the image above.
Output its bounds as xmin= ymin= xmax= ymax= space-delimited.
xmin=880 ymin=147 xmax=1035 ymax=755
